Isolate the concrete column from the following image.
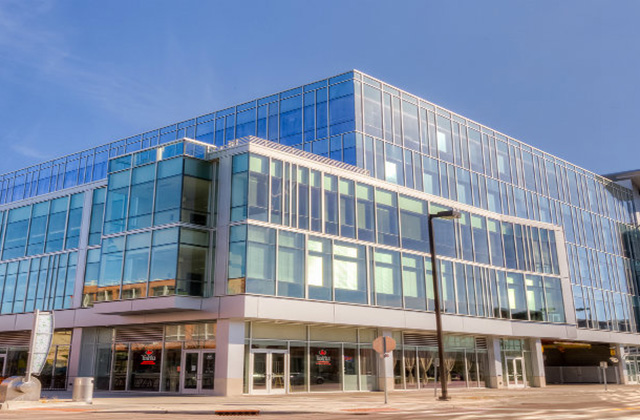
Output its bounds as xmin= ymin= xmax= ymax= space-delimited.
xmin=528 ymin=338 xmax=546 ymax=387
xmin=614 ymin=343 xmax=628 ymax=385
xmin=66 ymin=327 xmax=84 ymax=390
xmin=485 ymin=336 xmax=504 ymax=388
xmin=214 ymin=319 xmax=246 ymax=396
xmin=376 ymin=329 xmax=395 ymax=392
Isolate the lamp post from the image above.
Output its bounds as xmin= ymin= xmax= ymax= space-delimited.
xmin=428 ymin=209 xmax=461 ymax=401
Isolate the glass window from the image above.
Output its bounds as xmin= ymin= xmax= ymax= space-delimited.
xmin=270 ymin=160 xmax=283 ymax=224
xmin=127 ymin=164 xmax=155 ymax=230
xmin=97 ymin=236 xmax=125 ymax=302
xmin=544 ymin=277 xmax=565 ymax=323
xmin=277 ymin=231 xmax=305 ymax=298
xmin=436 ymin=115 xmax=453 ymax=162
xmin=430 ymin=204 xmax=456 ymax=258
xmin=334 ymin=241 xmax=366 ymax=304
xmin=149 ymin=228 xmax=179 ymax=297
xmin=231 ymin=155 xmax=248 ymax=221
xmin=402 ymin=254 xmax=426 ymax=310
xmin=27 ymin=202 xmax=49 ymax=256
xmin=507 ymin=273 xmax=527 ymax=320
xmin=374 ymin=249 xmax=402 ymax=308
xmin=227 ymin=225 xmax=246 ymax=295
xmin=45 ymin=197 xmax=69 ymax=253
xmin=89 ymin=188 xmax=106 ymax=246
xmin=356 ymin=184 xmax=375 ymax=242
xmin=64 ymin=193 xmax=84 ymax=249
xmin=248 ymin=155 xmax=269 ymax=221
xmin=339 ymin=179 xmax=355 ymax=238
xmin=82 ymin=249 xmax=101 ymax=307
xmin=376 ymin=189 xmax=399 ymax=246
xmin=177 ymin=228 xmax=209 ymax=296
xmin=122 ymin=232 xmax=151 ymax=299
xmin=324 ymin=175 xmax=338 ymax=235
xmin=471 ymin=215 xmax=490 ymax=264
xmin=307 ymin=237 xmax=331 ymax=301
xmin=525 ymin=275 xmax=546 ymax=321
xmin=488 ymin=219 xmax=504 ymax=267
xmin=363 ymin=85 xmax=383 ymax=138
xmin=104 ymin=170 xmax=130 ymax=234
xmin=297 ymin=167 xmax=310 ymax=230
xmin=245 ymin=225 xmax=275 ymax=295
xmin=399 ymin=195 xmax=429 ymax=252
xmin=182 ymin=174 xmax=211 ymax=226
xmin=439 ymin=260 xmax=456 ymax=313
xmin=310 ymin=170 xmax=322 ymax=232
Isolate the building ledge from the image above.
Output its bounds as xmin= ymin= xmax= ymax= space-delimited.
xmin=91 ymin=296 xmax=204 ymax=315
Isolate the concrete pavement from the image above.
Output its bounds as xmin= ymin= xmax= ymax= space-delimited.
xmin=3 ymin=385 xmax=640 ymax=419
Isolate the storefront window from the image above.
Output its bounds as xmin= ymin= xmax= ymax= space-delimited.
xmin=309 ymin=345 xmax=341 ymax=392
xmin=112 ymin=343 xmax=129 ymax=390
xmin=163 ymin=342 xmax=182 ymax=392
xmin=128 ymin=343 xmax=162 ymax=391
xmin=359 ymin=346 xmax=377 ymax=391
xmin=289 ymin=344 xmax=307 ymax=393
xmin=343 ymin=345 xmax=358 ymax=391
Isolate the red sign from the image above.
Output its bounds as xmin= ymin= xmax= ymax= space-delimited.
xmin=141 ymin=350 xmax=157 ymax=365
xmin=315 ymin=349 xmax=331 ymax=366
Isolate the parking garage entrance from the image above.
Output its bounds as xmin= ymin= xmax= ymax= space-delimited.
xmin=543 ymin=340 xmax=620 ymax=384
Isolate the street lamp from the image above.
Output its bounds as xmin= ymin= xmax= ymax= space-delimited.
xmin=428 ymin=209 xmax=461 ymax=401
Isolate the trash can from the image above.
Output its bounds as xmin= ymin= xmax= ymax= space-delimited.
xmin=72 ymin=377 xmax=94 ymax=403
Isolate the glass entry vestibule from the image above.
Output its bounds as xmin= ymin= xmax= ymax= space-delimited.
xmin=249 ymin=350 xmax=288 ymax=394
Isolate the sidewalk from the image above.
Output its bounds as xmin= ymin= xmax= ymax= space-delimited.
xmin=19 ymin=384 xmax=637 ymax=416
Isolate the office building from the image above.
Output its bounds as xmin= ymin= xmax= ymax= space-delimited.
xmin=0 ymin=70 xmax=638 ymax=394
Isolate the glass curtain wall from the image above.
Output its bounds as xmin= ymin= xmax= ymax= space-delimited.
xmin=228 ymin=222 xmax=566 ymax=323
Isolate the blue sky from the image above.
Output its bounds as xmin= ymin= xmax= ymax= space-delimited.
xmin=0 ymin=0 xmax=638 ymax=175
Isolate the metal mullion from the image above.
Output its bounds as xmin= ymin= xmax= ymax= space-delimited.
xmin=125 ymin=344 xmax=132 ymax=391
xmin=274 ymin=230 xmax=279 ymax=297
xmin=61 ymin=195 xmax=72 ymax=251
xmin=267 ymin=157 xmax=272 ymax=224
xmin=50 ymin=345 xmax=59 ymax=389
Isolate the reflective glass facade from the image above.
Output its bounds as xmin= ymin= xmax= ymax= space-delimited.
xmin=0 ymin=70 xmax=639 ymax=395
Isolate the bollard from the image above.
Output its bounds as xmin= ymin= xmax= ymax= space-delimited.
xmin=71 ymin=377 xmax=94 ymax=403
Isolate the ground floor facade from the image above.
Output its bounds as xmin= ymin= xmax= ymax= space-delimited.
xmin=0 ymin=294 xmax=637 ymax=396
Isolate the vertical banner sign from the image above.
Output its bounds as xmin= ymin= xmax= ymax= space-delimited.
xmin=25 ymin=310 xmax=55 ymax=382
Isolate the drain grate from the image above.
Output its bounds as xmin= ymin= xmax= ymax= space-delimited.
xmin=214 ymin=409 xmax=260 ymax=416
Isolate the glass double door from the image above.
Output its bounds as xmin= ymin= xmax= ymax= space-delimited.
xmin=505 ymin=357 xmax=526 ymax=387
xmin=250 ymin=350 xmax=288 ymax=394
xmin=181 ymin=350 xmax=216 ymax=394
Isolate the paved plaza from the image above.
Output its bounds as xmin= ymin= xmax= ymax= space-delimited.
xmin=4 ymin=385 xmax=640 ymax=419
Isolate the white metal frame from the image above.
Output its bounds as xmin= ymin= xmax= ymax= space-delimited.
xmin=505 ymin=356 xmax=527 ymax=388
xmin=180 ymin=349 xmax=216 ymax=394
xmin=249 ymin=349 xmax=289 ymax=395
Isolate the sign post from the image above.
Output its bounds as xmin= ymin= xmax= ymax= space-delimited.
xmin=600 ymin=361 xmax=608 ymax=391
xmin=372 ymin=336 xmax=396 ymax=405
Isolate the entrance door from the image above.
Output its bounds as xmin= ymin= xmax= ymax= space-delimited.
xmin=0 ymin=354 xmax=5 ymax=378
xmin=250 ymin=350 xmax=288 ymax=394
xmin=181 ymin=350 xmax=216 ymax=394
xmin=505 ymin=357 xmax=526 ymax=387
